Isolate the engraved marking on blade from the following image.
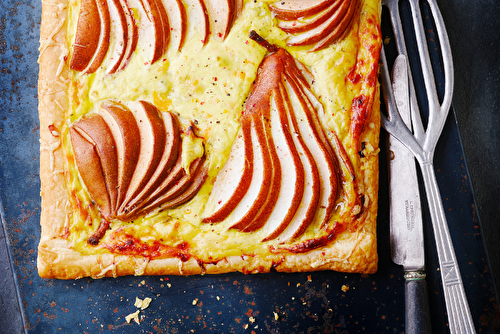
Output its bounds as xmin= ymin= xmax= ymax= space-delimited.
xmin=405 ymin=200 xmax=415 ymax=231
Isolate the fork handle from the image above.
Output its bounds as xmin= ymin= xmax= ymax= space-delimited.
xmin=420 ymin=162 xmax=476 ymax=333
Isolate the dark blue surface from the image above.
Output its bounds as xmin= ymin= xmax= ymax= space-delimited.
xmin=1 ymin=0 xmax=499 ymax=333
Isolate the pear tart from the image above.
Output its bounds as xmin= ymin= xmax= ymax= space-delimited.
xmin=38 ymin=0 xmax=382 ymax=279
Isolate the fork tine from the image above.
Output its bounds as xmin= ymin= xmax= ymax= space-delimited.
xmin=380 ymin=48 xmax=423 ymax=160
xmin=383 ymin=0 xmax=454 ymax=155
xmin=384 ymin=0 xmax=427 ymax=145
xmin=424 ymin=0 xmax=454 ymax=123
xmin=408 ymin=0 xmax=440 ymax=121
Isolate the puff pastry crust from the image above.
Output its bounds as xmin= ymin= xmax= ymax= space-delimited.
xmin=38 ymin=0 xmax=382 ymax=279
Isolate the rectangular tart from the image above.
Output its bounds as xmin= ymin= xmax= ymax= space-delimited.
xmin=38 ymin=0 xmax=382 ymax=279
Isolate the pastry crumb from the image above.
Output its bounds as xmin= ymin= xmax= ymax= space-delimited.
xmin=134 ymin=297 xmax=152 ymax=310
xmin=273 ymin=311 xmax=279 ymax=321
xmin=192 ymin=298 xmax=199 ymax=305
xmin=140 ymin=297 xmax=152 ymax=310
xmin=341 ymin=284 xmax=350 ymax=292
xmin=125 ymin=310 xmax=140 ymax=324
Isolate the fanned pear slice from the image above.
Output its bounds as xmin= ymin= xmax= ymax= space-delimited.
xmin=140 ymin=157 xmax=206 ymax=214
xmin=99 ymin=103 xmax=141 ymax=211
xmin=285 ymin=0 xmax=350 ymax=47
xmin=107 ymin=0 xmax=128 ymax=73
xmin=277 ymin=0 xmax=343 ymax=34
xmin=284 ymin=75 xmax=338 ymax=226
xmin=203 ymin=0 xmax=234 ymax=40
xmin=227 ymin=118 xmax=272 ymax=228
xmin=274 ymin=83 xmax=320 ymax=242
xmin=183 ymin=0 xmax=210 ymax=45
xmin=70 ymin=0 xmax=111 ymax=73
xmin=117 ymin=0 xmax=139 ymax=71
xmin=119 ymin=101 xmax=166 ymax=215
xmin=268 ymin=0 xmax=332 ymax=21
xmin=84 ymin=0 xmax=111 ymax=73
xmin=138 ymin=0 xmax=170 ymax=64
xmin=309 ymin=0 xmax=359 ymax=52
xmin=155 ymin=163 xmax=209 ymax=209
xmin=161 ymin=0 xmax=187 ymax=51
xmin=203 ymin=128 xmax=253 ymax=224
xmin=70 ymin=128 xmax=112 ymax=217
xmin=71 ymin=115 xmax=119 ymax=217
xmin=234 ymin=0 xmax=244 ymax=18
xmin=260 ymin=89 xmax=304 ymax=241
xmin=232 ymin=115 xmax=282 ymax=232
xmin=125 ymin=111 xmax=180 ymax=211
xmin=107 ymin=0 xmax=138 ymax=73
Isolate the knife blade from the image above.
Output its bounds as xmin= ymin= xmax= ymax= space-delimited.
xmin=387 ymin=55 xmax=432 ymax=334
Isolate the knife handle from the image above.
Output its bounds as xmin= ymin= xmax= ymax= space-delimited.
xmin=405 ymin=272 xmax=432 ymax=334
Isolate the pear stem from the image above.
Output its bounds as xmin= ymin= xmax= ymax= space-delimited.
xmin=249 ymin=30 xmax=278 ymax=53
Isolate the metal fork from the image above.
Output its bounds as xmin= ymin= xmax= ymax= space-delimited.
xmin=380 ymin=0 xmax=476 ymax=332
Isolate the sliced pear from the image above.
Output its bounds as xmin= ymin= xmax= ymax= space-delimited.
xmin=269 ymin=0 xmax=332 ymax=21
xmin=161 ymin=0 xmax=187 ymax=51
xmin=156 ymin=164 xmax=209 ymax=209
xmin=260 ymin=89 xmax=304 ymax=241
xmin=203 ymin=0 xmax=233 ymax=40
xmin=310 ymin=0 xmax=358 ymax=51
xmin=234 ymin=0 xmax=244 ymax=18
xmin=99 ymin=103 xmax=141 ymax=211
xmin=139 ymin=157 xmax=205 ymax=213
xmin=129 ymin=149 xmax=184 ymax=214
xmin=125 ymin=111 xmax=181 ymax=211
xmin=70 ymin=127 xmax=112 ymax=217
xmin=119 ymin=101 xmax=166 ymax=214
xmin=277 ymin=0 xmax=342 ymax=34
xmin=154 ymin=0 xmax=171 ymax=55
xmin=107 ymin=0 xmax=128 ymax=73
xmin=70 ymin=0 xmax=111 ymax=73
xmin=107 ymin=0 xmax=138 ymax=73
xmin=284 ymin=74 xmax=338 ymax=227
xmin=117 ymin=0 xmax=139 ymax=71
xmin=85 ymin=0 xmax=111 ymax=73
xmin=183 ymin=0 xmax=210 ymax=45
xmin=203 ymin=126 xmax=253 ymax=224
xmin=233 ymin=114 xmax=282 ymax=232
xmin=138 ymin=0 xmax=170 ymax=64
xmin=71 ymin=115 xmax=119 ymax=216
xmin=274 ymin=82 xmax=320 ymax=242
xmin=227 ymin=118 xmax=274 ymax=228
xmin=285 ymin=0 xmax=350 ymax=47
xmin=202 ymin=38 xmax=339 ymax=240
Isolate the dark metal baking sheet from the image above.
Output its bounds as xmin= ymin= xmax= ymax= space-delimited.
xmin=1 ymin=0 xmax=499 ymax=333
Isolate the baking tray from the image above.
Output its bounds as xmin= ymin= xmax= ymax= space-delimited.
xmin=1 ymin=0 xmax=499 ymax=332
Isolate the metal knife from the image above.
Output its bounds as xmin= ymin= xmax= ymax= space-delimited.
xmin=387 ymin=55 xmax=432 ymax=334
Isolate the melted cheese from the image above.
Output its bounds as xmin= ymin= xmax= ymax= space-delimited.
xmin=63 ymin=0 xmax=382 ymax=261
